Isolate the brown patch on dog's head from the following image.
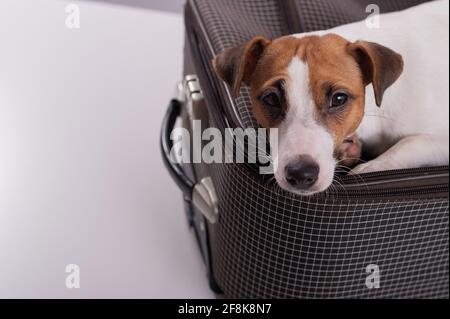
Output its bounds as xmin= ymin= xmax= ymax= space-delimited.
xmin=213 ymin=34 xmax=404 ymax=149
xmin=301 ymin=34 xmax=367 ymax=147
xmin=212 ymin=36 xmax=271 ymax=98
xmin=213 ymin=36 xmax=305 ymax=128
xmin=347 ymin=40 xmax=404 ymax=106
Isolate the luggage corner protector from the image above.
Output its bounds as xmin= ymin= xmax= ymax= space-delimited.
xmin=192 ymin=177 xmax=219 ymax=224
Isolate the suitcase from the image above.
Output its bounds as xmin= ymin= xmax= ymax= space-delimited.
xmin=161 ymin=0 xmax=449 ymax=298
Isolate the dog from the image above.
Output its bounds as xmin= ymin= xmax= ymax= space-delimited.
xmin=213 ymin=0 xmax=449 ymax=195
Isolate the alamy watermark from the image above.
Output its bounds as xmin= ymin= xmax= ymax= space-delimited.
xmin=365 ymin=4 xmax=381 ymax=29
xmin=65 ymin=264 xmax=80 ymax=289
xmin=365 ymin=264 xmax=381 ymax=289
xmin=65 ymin=4 xmax=80 ymax=29
xmin=170 ymin=121 xmax=278 ymax=174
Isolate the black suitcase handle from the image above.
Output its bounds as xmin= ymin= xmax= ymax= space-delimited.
xmin=160 ymin=99 xmax=195 ymax=201
xmin=160 ymin=98 xmax=223 ymax=293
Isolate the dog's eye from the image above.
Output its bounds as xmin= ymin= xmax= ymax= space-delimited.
xmin=330 ymin=92 xmax=348 ymax=109
xmin=261 ymin=91 xmax=281 ymax=109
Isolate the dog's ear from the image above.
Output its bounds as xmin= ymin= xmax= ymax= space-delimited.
xmin=213 ymin=36 xmax=271 ymax=98
xmin=347 ymin=41 xmax=404 ymax=107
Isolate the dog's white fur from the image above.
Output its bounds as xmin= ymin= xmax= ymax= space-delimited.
xmin=282 ymin=0 xmax=449 ymax=182
xmin=275 ymin=59 xmax=336 ymax=194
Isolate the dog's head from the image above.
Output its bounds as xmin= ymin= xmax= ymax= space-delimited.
xmin=213 ymin=34 xmax=403 ymax=195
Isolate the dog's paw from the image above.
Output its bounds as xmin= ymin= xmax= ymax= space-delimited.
xmin=337 ymin=134 xmax=363 ymax=168
xmin=350 ymin=161 xmax=384 ymax=175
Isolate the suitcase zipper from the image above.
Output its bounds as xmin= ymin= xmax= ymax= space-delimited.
xmin=338 ymin=167 xmax=449 ymax=186
xmin=340 ymin=166 xmax=449 ymax=181
xmin=277 ymin=0 xmax=303 ymax=33
xmin=331 ymin=168 xmax=449 ymax=198
xmin=326 ymin=184 xmax=449 ymax=198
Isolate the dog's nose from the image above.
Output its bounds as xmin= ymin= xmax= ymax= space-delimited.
xmin=285 ymin=155 xmax=320 ymax=190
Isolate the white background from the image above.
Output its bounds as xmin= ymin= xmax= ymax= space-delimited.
xmin=0 ymin=0 xmax=214 ymax=298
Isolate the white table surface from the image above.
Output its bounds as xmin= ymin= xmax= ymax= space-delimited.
xmin=0 ymin=0 xmax=214 ymax=298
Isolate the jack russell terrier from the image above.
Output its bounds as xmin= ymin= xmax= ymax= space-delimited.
xmin=213 ymin=0 xmax=449 ymax=196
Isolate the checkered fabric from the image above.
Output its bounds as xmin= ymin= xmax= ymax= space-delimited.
xmin=292 ymin=0 xmax=431 ymax=32
xmin=188 ymin=0 xmax=449 ymax=298
xmin=209 ymin=163 xmax=448 ymax=298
